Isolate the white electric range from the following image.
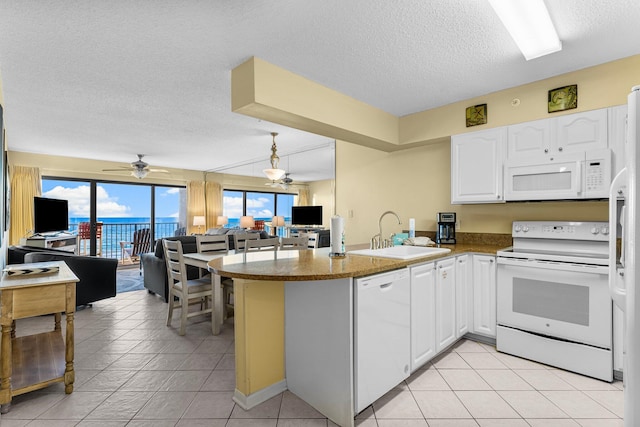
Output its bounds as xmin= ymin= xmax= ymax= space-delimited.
xmin=496 ymin=221 xmax=613 ymax=382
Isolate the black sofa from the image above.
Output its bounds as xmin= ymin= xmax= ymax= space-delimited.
xmin=141 ymin=235 xmax=200 ymax=302
xmin=8 ymin=245 xmax=118 ymax=307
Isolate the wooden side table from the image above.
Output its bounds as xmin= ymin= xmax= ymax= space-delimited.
xmin=0 ymin=261 xmax=79 ymax=413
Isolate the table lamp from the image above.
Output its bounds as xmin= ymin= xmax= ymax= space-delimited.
xmin=217 ymin=216 xmax=228 ymax=227
xmin=193 ymin=215 xmax=206 ymax=234
xmin=272 ymin=215 xmax=285 ymax=236
xmin=240 ymin=215 xmax=255 ymax=230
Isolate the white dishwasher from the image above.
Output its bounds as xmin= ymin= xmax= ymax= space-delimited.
xmin=354 ymin=268 xmax=410 ymax=413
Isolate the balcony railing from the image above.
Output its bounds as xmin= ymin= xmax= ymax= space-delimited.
xmin=69 ymin=221 xmax=181 ymax=259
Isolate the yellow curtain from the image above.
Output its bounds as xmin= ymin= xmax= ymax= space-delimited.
xmin=186 ymin=180 xmax=205 ymax=234
xmin=9 ymin=165 xmax=42 ymax=245
xmin=205 ymin=181 xmax=222 ymax=227
xmin=297 ymin=188 xmax=310 ymax=206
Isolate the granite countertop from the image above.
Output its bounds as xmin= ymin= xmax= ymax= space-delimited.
xmin=208 ymin=243 xmax=507 ymax=281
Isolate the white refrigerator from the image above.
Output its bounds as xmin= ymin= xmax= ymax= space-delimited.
xmin=609 ymin=85 xmax=640 ymax=426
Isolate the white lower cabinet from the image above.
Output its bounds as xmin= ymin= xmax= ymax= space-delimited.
xmin=410 ymin=262 xmax=436 ymax=372
xmin=455 ymin=254 xmax=472 ymax=337
xmin=472 ymin=254 xmax=497 ymax=337
xmin=435 ymin=258 xmax=457 ymax=353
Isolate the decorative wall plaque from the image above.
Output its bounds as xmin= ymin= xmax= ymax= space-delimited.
xmin=548 ymin=84 xmax=578 ymax=113
xmin=465 ymin=104 xmax=487 ymax=127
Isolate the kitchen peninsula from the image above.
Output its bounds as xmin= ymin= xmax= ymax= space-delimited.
xmin=208 ymin=242 xmax=503 ymax=427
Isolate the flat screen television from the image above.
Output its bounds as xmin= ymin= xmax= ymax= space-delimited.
xmin=291 ymin=205 xmax=323 ymax=226
xmin=33 ymin=197 xmax=69 ymax=234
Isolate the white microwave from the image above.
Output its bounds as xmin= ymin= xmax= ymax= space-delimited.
xmin=504 ymin=149 xmax=612 ymax=201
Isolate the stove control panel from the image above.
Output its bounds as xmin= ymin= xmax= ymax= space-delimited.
xmin=512 ymin=221 xmax=609 ymax=241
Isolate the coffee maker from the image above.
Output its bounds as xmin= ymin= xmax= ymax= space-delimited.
xmin=436 ymin=212 xmax=456 ymax=244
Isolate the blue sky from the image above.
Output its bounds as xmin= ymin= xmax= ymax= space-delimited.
xmin=42 ymin=179 xmax=181 ymax=217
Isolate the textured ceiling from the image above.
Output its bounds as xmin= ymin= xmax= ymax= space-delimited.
xmin=1 ymin=0 xmax=640 ymax=182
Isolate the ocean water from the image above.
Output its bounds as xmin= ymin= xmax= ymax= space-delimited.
xmin=69 ymin=217 xmax=178 ymax=225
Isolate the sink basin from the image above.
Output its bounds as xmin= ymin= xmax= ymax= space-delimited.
xmin=348 ymin=245 xmax=451 ymax=260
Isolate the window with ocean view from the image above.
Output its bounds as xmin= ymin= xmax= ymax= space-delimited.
xmin=223 ymin=189 xmax=294 ymax=229
xmin=42 ymin=178 xmax=185 ymax=259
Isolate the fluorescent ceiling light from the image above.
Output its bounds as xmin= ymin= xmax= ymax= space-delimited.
xmin=488 ymin=0 xmax=561 ymax=60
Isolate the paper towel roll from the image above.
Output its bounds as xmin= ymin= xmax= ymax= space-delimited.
xmin=330 ymin=215 xmax=345 ymax=254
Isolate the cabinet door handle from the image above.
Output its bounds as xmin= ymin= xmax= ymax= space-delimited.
xmin=544 ymin=148 xmax=549 ymax=153
xmin=490 ymin=259 xmax=494 ymax=263
xmin=558 ymin=146 xmax=563 ymax=152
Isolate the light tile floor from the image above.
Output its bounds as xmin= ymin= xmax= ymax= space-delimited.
xmin=0 ymin=289 xmax=624 ymax=427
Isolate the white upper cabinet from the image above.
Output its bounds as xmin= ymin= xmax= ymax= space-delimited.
xmin=507 ymin=119 xmax=552 ymax=159
xmin=555 ymin=109 xmax=608 ymax=154
xmin=451 ymin=107 xmax=620 ymax=204
xmin=507 ymin=109 xmax=608 ymax=160
xmin=451 ymin=127 xmax=507 ymax=204
xmin=507 ymin=118 xmax=552 ymax=158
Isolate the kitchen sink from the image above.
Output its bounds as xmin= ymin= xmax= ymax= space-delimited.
xmin=348 ymin=245 xmax=451 ymax=260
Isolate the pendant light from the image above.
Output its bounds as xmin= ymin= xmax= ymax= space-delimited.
xmin=263 ymin=132 xmax=286 ymax=181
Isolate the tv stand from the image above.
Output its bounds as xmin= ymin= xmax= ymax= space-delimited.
xmin=20 ymin=234 xmax=77 ymax=254
xmin=290 ymin=227 xmax=330 ymax=248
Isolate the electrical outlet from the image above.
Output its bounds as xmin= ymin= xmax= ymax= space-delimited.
xmin=455 ymin=220 xmax=461 ymax=230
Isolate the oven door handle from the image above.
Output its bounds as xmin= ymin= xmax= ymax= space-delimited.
xmin=497 ymin=256 xmax=608 ymax=274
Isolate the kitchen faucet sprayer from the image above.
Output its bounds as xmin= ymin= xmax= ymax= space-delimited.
xmin=371 ymin=211 xmax=402 ymax=249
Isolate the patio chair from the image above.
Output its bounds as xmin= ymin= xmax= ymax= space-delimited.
xmin=120 ymin=228 xmax=152 ymax=264
xmin=76 ymin=221 xmax=103 ymax=256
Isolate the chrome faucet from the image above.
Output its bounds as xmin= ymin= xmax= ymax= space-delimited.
xmin=371 ymin=210 xmax=402 ymax=249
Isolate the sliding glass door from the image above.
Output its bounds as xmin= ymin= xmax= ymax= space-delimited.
xmin=42 ymin=177 xmax=185 ymax=260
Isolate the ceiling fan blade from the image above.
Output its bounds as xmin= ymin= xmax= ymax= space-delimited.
xmin=102 ymin=167 xmax=131 ymax=172
xmin=148 ymin=168 xmax=169 ymax=173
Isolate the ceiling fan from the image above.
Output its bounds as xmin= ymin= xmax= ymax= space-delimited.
xmin=266 ymin=172 xmax=294 ymax=190
xmin=102 ymin=154 xmax=168 ymax=179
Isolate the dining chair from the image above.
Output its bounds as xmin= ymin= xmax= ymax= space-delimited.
xmin=120 ymin=228 xmax=152 ymax=264
xmin=197 ymin=234 xmax=234 ymax=319
xmin=302 ymin=232 xmax=319 ymax=248
xmin=233 ymin=232 xmax=259 ymax=252
xmin=163 ymin=239 xmax=213 ymax=336
xmin=196 ymin=234 xmax=229 ymax=254
xmin=244 ymin=237 xmax=279 ymax=252
xmin=279 ymin=236 xmax=310 ymax=250
xmin=195 ymin=234 xmax=229 ymax=277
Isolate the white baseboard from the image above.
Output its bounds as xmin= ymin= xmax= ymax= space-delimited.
xmin=232 ymin=380 xmax=288 ymax=410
